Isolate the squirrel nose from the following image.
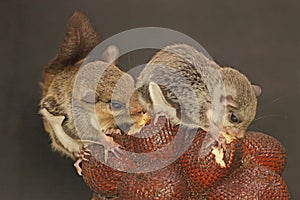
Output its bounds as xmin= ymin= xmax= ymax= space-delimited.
xmin=236 ymin=130 xmax=246 ymax=139
xmin=229 ymin=128 xmax=245 ymax=139
xmin=223 ymin=127 xmax=246 ymax=139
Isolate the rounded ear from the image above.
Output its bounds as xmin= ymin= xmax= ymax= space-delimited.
xmin=252 ymin=84 xmax=262 ymax=97
xmin=101 ymin=45 xmax=119 ymax=65
xmin=148 ymin=82 xmax=169 ymax=106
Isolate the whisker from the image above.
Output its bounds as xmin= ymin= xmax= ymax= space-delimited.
xmin=253 ymin=114 xmax=288 ymax=122
xmin=249 ymin=126 xmax=265 ymax=133
xmin=271 ymin=96 xmax=285 ymax=103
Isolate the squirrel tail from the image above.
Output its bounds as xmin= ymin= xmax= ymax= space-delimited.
xmin=40 ymin=11 xmax=100 ymax=97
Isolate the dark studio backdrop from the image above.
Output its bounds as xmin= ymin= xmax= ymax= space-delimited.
xmin=1 ymin=0 xmax=299 ymax=199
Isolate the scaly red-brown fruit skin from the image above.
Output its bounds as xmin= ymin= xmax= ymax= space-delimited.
xmin=81 ymin=116 xmax=178 ymax=197
xmin=207 ymin=162 xmax=290 ymax=200
xmin=119 ymin=163 xmax=189 ymax=200
xmin=178 ymin=132 xmax=243 ymax=193
xmin=81 ymin=116 xmax=289 ymax=199
xmin=81 ymin=145 xmax=128 ymax=196
xmin=242 ymin=131 xmax=287 ymax=175
xmin=112 ymin=116 xmax=178 ymax=153
xmin=111 ymin=116 xmax=194 ymax=174
xmin=81 ymin=155 xmax=121 ymax=196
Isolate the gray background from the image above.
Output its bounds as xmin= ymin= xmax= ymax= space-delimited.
xmin=1 ymin=0 xmax=299 ymax=199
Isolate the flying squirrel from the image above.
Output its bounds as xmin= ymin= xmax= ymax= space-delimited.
xmin=39 ymin=12 xmax=146 ymax=175
xmin=135 ymin=44 xmax=262 ymax=154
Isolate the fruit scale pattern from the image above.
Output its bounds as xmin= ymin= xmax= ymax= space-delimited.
xmin=81 ymin=115 xmax=289 ymax=200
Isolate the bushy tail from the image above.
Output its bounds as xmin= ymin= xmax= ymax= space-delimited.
xmin=40 ymin=11 xmax=100 ymax=97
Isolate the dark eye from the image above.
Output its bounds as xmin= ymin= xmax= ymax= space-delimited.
xmin=110 ymin=101 xmax=125 ymax=110
xmin=229 ymin=113 xmax=240 ymax=123
xmin=82 ymin=91 xmax=99 ymax=104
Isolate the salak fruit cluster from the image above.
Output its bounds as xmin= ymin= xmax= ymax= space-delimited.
xmin=81 ymin=115 xmax=289 ymax=199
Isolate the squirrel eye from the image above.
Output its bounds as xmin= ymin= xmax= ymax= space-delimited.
xmin=110 ymin=101 xmax=125 ymax=110
xmin=229 ymin=113 xmax=240 ymax=123
xmin=82 ymin=91 xmax=99 ymax=104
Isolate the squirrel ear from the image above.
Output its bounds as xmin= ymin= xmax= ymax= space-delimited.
xmin=148 ymin=82 xmax=173 ymax=113
xmin=252 ymin=84 xmax=262 ymax=97
xmin=101 ymin=45 xmax=119 ymax=65
xmin=148 ymin=82 xmax=168 ymax=105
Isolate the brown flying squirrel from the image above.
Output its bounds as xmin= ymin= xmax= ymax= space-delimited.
xmin=136 ymin=44 xmax=261 ymax=153
xmin=39 ymin=12 xmax=145 ymax=174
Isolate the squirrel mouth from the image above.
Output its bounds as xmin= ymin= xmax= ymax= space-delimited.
xmin=127 ymin=112 xmax=151 ymax=135
xmin=221 ymin=127 xmax=245 ymax=143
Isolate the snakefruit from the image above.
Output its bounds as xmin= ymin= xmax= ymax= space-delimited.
xmin=81 ymin=115 xmax=289 ymax=199
xmin=208 ymin=163 xmax=289 ymax=199
xmin=242 ymin=131 xmax=287 ymax=175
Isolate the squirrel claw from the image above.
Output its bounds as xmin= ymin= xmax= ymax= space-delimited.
xmin=73 ymin=145 xmax=91 ymax=176
xmin=103 ymin=144 xmax=122 ymax=163
xmin=74 ymin=159 xmax=83 ymax=176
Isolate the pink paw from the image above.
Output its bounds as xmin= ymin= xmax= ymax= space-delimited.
xmin=73 ymin=145 xmax=91 ymax=176
xmin=102 ymin=138 xmax=124 ymax=163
